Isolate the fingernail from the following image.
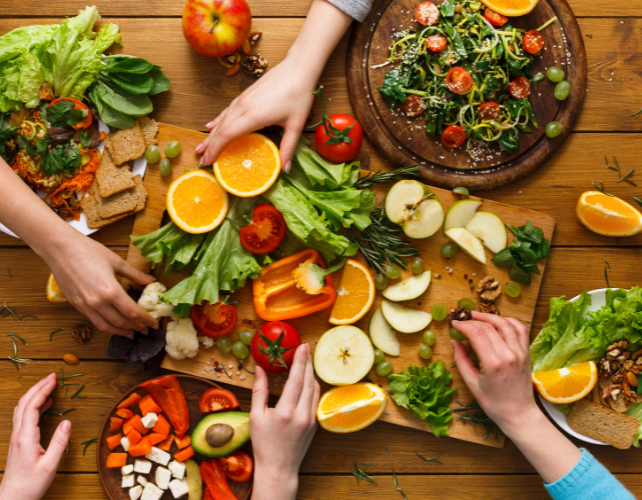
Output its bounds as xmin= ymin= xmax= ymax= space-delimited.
xmin=139 ymin=328 xmax=149 ymax=335
xmin=195 ymin=143 xmax=205 ymax=153
xmin=146 ymin=274 xmax=155 ymax=282
xmin=255 ymin=365 xmax=263 ymax=379
xmin=283 ymin=160 xmax=291 ymax=174
xmin=198 ymin=157 xmax=204 ymax=166
xmin=205 ymin=121 xmax=215 ymax=128
xmin=61 ymin=420 xmax=71 ymax=433
xmin=48 ymin=372 xmax=56 ymax=380
xmin=299 ymin=343 xmax=309 ymax=355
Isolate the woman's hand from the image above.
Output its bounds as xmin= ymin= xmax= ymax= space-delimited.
xmin=250 ymin=344 xmax=320 ymax=500
xmin=0 ymin=374 xmax=70 ymax=500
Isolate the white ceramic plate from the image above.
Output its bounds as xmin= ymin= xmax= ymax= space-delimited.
xmin=0 ymin=120 xmax=147 ymax=239
xmin=537 ymin=288 xmax=612 ymax=445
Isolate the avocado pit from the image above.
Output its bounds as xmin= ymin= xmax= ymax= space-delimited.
xmin=205 ymin=423 xmax=234 ymax=448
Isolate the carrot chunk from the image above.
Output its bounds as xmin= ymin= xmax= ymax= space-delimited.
xmin=106 ymin=453 xmax=128 ymax=468
xmin=152 ymin=414 xmax=171 ymax=436
xmin=106 ymin=433 xmax=122 ymax=451
xmin=147 ymin=433 xmax=166 ymax=446
xmin=109 ymin=417 xmax=124 ymax=432
xmin=157 ymin=434 xmax=174 ymax=453
xmin=139 ymin=394 xmax=162 ymax=416
xmin=174 ymin=435 xmax=191 ymax=450
xmin=174 ymin=446 xmax=194 ymax=461
xmin=129 ymin=414 xmax=150 ymax=435
xmin=126 ymin=428 xmax=142 ymax=446
xmin=117 ymin=393 xmax=142 ymax=409
xmin=116 ymin=408 xmax=134 ymax=419
xmin=128 ymin=437 xmax=153 ymax=457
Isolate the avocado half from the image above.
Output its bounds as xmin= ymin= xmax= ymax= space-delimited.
xmin=192 ymin=411 xmax=250 ymax=458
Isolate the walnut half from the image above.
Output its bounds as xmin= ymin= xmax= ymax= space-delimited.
xmin=242 ymin=53 xmax=268 ymax=77
xmin=602 ymin=384 xmax=623 ymax=401
xmin=475 ymin=276 xmax=502 ymax=302
xmin=478 ymin=302 xmax=499 ymax=315
xmin=447 ymin=306 xmax=472 ymax=325
xmin=71 ymin=324 xmax=92 ymax=345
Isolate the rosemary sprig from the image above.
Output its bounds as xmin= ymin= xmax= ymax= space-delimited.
xmin=7 ymin=268 xmax=11 ymax=281
xmin=60 ymin=369 xmax=83 ymax=384
xmin=416 ymin=453 xmax=441 ymax=463
xmin=8 ymin=356 xmax=33 ymax=363
xmin=392 ymin=471 xmax=408 ymax=500
xmin=606 ymin=156 xmax=637 ymax=186
xmin=16 ymin=376 xmax=23 ymax=380
xmin=7 ymin=332 xmax=27 ymax=346
xmin=64 ymin=442 xmax=70 ymax=454
xmin=11 ymin=337 xmax=17 ymax=357
xmin=385 ymin=446 xmax=393 ymax=457
xmin=633 ymin=196 xmax=642 ymax=209
xmin=353 ymin=462 xmax=377 ymax=484
xmin=586 ymin=34 xmax=593 ymax=39
xmin=80 ymin=437 xmax=98 ymax=456
xmin=64 ymin=387 xmax=69 ymax=399
xmin=69 ymin=384 xmax=85 ymax=400
xmin=353 ymin=165 xmax=422 ymax=190
xmin=604 ymin=261 xmax=611 ymax=288
xmin=591 ymin=181 xmax=614 ymax=198
xmin=2 ymin=303 xmax=19 ymax=320
xmin=632 ymin=107 xmax=642 ymax=120
xmin=50 ymin=328 xmax=64 ymax=341
xmin=452 ymin=400 xmax=503 ymax=440
xmin=42 ymin=408 xmax=76 ymax=418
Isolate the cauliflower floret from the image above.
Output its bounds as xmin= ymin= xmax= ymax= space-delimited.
xmin=198 ymin=336 xmax=215 ymax=349
xmin=165 ymin=317 xmax=199 ymax=360
xmin=138 ymin=283 xmax=176 ymax=320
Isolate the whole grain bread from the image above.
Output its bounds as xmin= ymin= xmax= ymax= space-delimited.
xmin=103 ymin=121 xmax=146 ymax=166
xmin=96 ymin=160 xmax=136 ymax=198
xmin=132 ymin=175 xmax=147 ymax=212
xmin=137 ymin=116 xmax=158 ymax=146
xmin=567 ymin=399 xmax=640 ymax=449
xmin=81 ymin=195 xmax=132 ymax=229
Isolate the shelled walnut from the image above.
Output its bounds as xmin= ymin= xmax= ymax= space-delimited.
xmin=71 ymin=324 xmax=91 ymax=344
xmin=242 ymin=53 xmax=268 ymax=77
xmin=478 ymin=302 xmax=499 ymax=315
xmin=447 ymin=306 xmax=472 ymax=325
xmin=248 ymin=31 xmax=262 ymax=45
xmin=476 ymin=276 xmax=502 ymax=302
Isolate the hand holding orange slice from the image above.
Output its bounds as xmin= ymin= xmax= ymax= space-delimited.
xmin=329 ymin=259 xmax=375 ymax=325
xmin=532 ymin=361 xmax=597 ymax=404
xmin=317 ymin=383 xmax=387 ymax=433
xmin=576 ymin=191 xmax=642 ymax=237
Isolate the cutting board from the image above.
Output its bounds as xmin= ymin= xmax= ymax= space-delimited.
xmin=346 ymin=0 xmax=586 ymax=190
xmin=125 ymin=123 xmax=555 ymax=448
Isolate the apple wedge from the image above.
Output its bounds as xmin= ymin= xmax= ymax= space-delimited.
xmin=465 ymin=211 xmax=507 ymax=254
xmin=381 ymin=300 xmax=432 ymax=334
xmin=381 ymin=271 xmax=431 ymax=302
xmin=445 ymin=227 xmax=486 ymax=264
xmin=385 ymin=180 xmax=444 ymax=239
xmin=368 ymin=308 xmax=400 ymax=356
xmin=313 ymin=326 xmax=374 ymax=386
xmin=443 ymin=199 xmax=482 ymax=231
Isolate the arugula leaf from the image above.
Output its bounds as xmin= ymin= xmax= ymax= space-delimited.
xmin=379 ymin=69 xmax=407 ymax=108
xmin=492 ymin=221 xmax=550 ymax=285
xmin=439 ymin=0 xmax=456 ymax=17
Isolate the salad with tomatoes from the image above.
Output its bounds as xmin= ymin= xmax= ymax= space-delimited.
xmin=378 ymin=0 xmax=551 ymax=157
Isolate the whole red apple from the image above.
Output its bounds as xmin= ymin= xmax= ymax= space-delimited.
xmin=183 ymin=0 xmax=252 ymax=58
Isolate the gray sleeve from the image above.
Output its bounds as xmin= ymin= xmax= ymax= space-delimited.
xmin=327 ymin=0 xmax=375 ymax=22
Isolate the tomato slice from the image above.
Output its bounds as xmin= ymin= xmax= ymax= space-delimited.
xmin=508 ymin=77 xmax=532 ymax=99
xmin=402 ymin=95 xmax=427 ymax=117
xmin=199 ymin=388 xmax=240 ymax=413
xmin=415 ymin=1 xmax=440 ymax=26
xmin=445 ymin=67 xmax=473 ymax=94
xmin=523 ymin=29 xmax=546 ymax=55
xmin=441 ymin=125 xmax=466 ymax=149
xmin=219 ymin=450 xmax=253 ymax=483
xmin=484 ymin=9 xmax=507 ymax=27
xmin=426 ymin=34 xmax=447 ymax=53
xmin=48 ymin=97 xmax=92 ymax=130
xmin=240 ymin=204 xmax=286 ymax=255
xmin=190 ymin=301 xmax=238 ymax=338
xmin=477 ymin=101 xmax=501 ymax=120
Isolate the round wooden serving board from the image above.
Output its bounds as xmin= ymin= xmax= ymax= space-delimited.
xmin=97 ymin=375 xmax=253 ymax=500
xmin=347 ymin=0 xmax=587 ymax=190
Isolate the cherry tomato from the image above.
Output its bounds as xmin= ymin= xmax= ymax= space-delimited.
xmin=426 ymin=34 xmax=447 ymax=52
xmin=415 ymin=1 xmax=440 ymax=26
xmin=239 ymin=204 xmax=286 ymax=255
xmin=199 ymin=388 xmax=240 ymax=413
xmin=402 ymin=95 xmax=427 ymax=117
xmin=445 ymin=67 xmax=473 ymax=94
xmin=219 ymin=451 xmax=253 ymax=483
xmin=523 ymin=29 xmax=546 ymax=55
xmin=484 ymin=9 xmax=508 ymax=27
xmin=315 ymin=113 xmax=363 ymax=163
xmin=190 ymin=301 xmax=238 ymax=338
xmin=508 ymin=77 xmax=532 ymax=99
xmin=441 ymin=125 xmax=466 ymax=149
xmin=48 ymin=97 xmax=92 ymax=130
xmin=477 ymin=101 xmax=501 ymax=120
xmin=251 ymin=321 xmax=301 ymax=373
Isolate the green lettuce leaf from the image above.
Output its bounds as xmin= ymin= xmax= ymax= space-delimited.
xmin=625 ymin=402 xmax=642 ymax=447
xmin=289 ymin=138 xmax=361 ymax=190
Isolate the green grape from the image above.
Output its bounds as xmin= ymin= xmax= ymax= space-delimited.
xmin=165 ymin=141 xmax=182 ymax=158
xmin=457 ymin=298 xmax=476 ymax=311
xmin=546 ymin=66 xmax=565 ymax=83
xmin=145 ymin=145 xmax=160 ymax=164
xmin=423 ymin=330 xmax=436 ymax=346
xmin=545 ymin=121 xmax=563 ymax=138
xmin=453 ymin=186 xmax=469 ymax=196
xmin=385 ymin=264 xmax=401 ymax=280
xmin=418 ymin=344 xmax=433 ymax=360
xmin=375 ymin=360 xmax=393 ymax=377
xmin=375 ymin=273 xmax=388 ymax=291
xmin=374 ymin=349 xmax=384 ymax=364
xmin=431 ymin=302 xmax=448 ymax=321
xmin=505 ymin=281 xmax=522 ymax=298
xmin=217 ymin=336 xmax=232 ymax=353
xmin=159 ymin=158 xmax=172 ymax=176
xmin=232 ymin=341 xmax=249 ymax=359
xmin=441 ymin=242 xmax=459 ymax=258
xmin=239 ymin=329 xmax=255 ymax=345
xmin=554 ymin=80 xmax=571 ymax=100
xmin=410 ymin=257 xmax=424 ymax=275
xmin=450 ymin=328 xmax=466 ymax=341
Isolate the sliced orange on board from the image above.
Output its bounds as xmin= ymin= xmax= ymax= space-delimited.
xmin=317 ymin=383 xmax=387 ymax=433
xmin=576 ymin=191 xmax=642 ymax=237
xmin=329 ymin=260 xmax=375 ymax=325
xmin=480 ymin=0 xmax=539 ymax=16
xmin=46 ymin=273 xmax=67 ymax=303
xmin=214 ymin=133 xmax=281 ymax=197
xmin=532 ymin=361 xmax=597 ymax=404
xmin=167 ymin=170 xmax=229 ymax=234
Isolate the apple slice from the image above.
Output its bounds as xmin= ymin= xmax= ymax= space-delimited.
xmin=445 ymin=227 xmax=486 ymax=264
xmin=465 ymin=211 xmax=507 ymax=254
xmin=443 ymin=199 xmax=482 ymax=231
xmin=381 ymin=271 xmax=431 ymax=302
xmin=381 ymin=300 xmax=432 ymax=334
xmin=313 ymin=326 xmax=374 ymax=386
xmin=385 ymin=180 xmax=444 ymax=239
xmin=368 ymin=308 xmax=400 ymax=356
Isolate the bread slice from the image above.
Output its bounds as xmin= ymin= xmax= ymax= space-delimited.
xmin=132 ymin=175 xmax=147 ymax=212
xmin=96 ymin=161 xmax=136 ymax=198
xmin=81 ymin=195 xmax=133 ymax=229
xmin=96 ymin=183 xmax=139 ymax=218
xmin=103 ymin=121 xmax=146 ymax=166
xmin=137 ymin=116 xmax=158 ymax=146
xmin=567 ymin=399 xmax=640 ymax=449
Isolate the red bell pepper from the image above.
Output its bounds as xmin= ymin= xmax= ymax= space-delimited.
xmin=200 ymin=459 xmax=238 ymax=500
xmin=140 ymin=375 xmax=190 ymax=439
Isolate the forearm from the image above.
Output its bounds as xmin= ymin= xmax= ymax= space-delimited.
xmin=250 ymin=473 xmax=298 ymax=500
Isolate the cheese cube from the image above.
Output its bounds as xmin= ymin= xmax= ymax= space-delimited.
xmin=122 ymin=474 xmax=135 ymax=488
xmin=145 ymin=446 xmax=171 ymax=466
xmin=121 ymin=436 xmax=131 ymax=452
xmin=129 ymin=485 xmax=143 ymax=500
xmin=137 ymin=476 xmax=148 ymax=487
xmin=168 ymin=478 xmax=189 ymax=499
xmin=141 ymin=482 xmax=163 ymax=500
xmin=168 ymin=460 xmax=186 ymax=479
xmin=133 ymin=459 xmax=152 ymax=474
xmin=141 ymin=412 xmax=158 ymax=429
xmin=155 ymin=466 xmax=172 ymax=490
xmin=122 ymin=464 xmax=134 ymax=476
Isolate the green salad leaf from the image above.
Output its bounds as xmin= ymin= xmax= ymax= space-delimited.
xmin=625 ymin=402 xmax=642 ymax=447
xmin=492 ymin=221 xmax=550 ymax=285
xmin=289 ymin=137 xmax=360 ymax=190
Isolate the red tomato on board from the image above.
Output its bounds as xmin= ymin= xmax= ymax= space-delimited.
xmin=48 ymin=97 xmax=92 ymax=130
xmin=190 ymin=301 xmax=238 ymax=338
xmin=251 ymin=321 xmax=301 ymax=373
xmin=445 ymin=67 xmax=473 ymax=94
xmin=402 ymin=95 xmax=427 ymax=117
xmin=477 ymin=101 xmax=501 ymax=120
xmin=199 ymin=388 xmax=240 ymax=413
xmin=239 ymin=204 xmax=286 ymax=255
xmin=523 ymin=29 xmax=546 ymax=55
xmin=484 ymin=9 xmax=507 ymax=27
xmin=219 ymin=451 xmax=253 ymax=483
xmin=415 ymin=1 xmax=440 ymax=26
xmin=508 ymin=77 xmax=532 ymax=99
xmin=426 ymin=34 xmax=447 ymax=52
xmin=315 ymin=113 xmax=363 ymax=163
xmin=441 ymin=125 xmax=466 ymax=148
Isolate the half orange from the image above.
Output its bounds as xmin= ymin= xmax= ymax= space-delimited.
xmin=576 ymin=191 xmax=642 ymax=237
xmin=329 ymin=260 xmax=375 ymax=325
xmin=532 ymin=361 xmax=597 ymax=404
xmin=480 ymin=0 xmax=539 ymax=16
xmin=46 ymin=273 xmax=67 ymax=303
xmin=317 ymin=383 xmax=387 ymax=433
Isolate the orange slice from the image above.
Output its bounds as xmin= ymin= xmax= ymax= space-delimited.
xmin=317 ymin=383 xmax=387 ymax=433
xmin=329 ymin=260 xmax=375 ymax=325
xmin=213 ymin=133 xmax=281 ymax=197
xmin=46 ymin=273 xmax=67 ymax=303
xmin=480 ymin=0 xmax=539 ymax=16
xmin=166 ymin=170 xmax=229 ymax=234
xmin=576 ymin=191 xmax=642 ymax=237
xmin=532 ymin=361 xmax=597 ymax=404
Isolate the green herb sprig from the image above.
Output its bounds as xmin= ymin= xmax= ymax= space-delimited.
xmin=605 ymin=156 xmax=636 ymax=186
xmin=353 ymin=165 xmax=422 ymax=190
xmin=416 ymin=453 xmax=441 ymax=463
xmin=50 ymin=328 xmax=65 ymax=341
xmin=353 ymin=462 xmax=377 ymax=484
xmin=392 ymin=471 xmax=408 ymax=500
xmin=452 ymin=400 xmax=503 ymax=440
xmin=80 ymin=438 xmax=98 ymax=456
xmin=604 ymin=261 xmax=611 ymax=288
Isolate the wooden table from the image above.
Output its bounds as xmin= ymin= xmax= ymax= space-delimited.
xmin=2 ymin=1 xmax=642 ymax=498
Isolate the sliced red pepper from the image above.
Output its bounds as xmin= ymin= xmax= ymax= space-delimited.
xmin=140 ymin=375 xmax=190 ymax=439
xmin=200 ymin=460 xmax=238 ymax=500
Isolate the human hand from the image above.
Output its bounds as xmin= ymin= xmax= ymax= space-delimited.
xmin=0 ymin=374 xmax=70 ymax=500
xmin=250 ymin=344 xmax=320 ymax=500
